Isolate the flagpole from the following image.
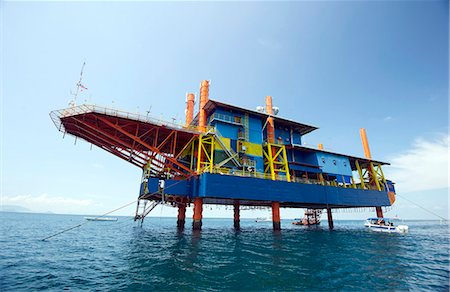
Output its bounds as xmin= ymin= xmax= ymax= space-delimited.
xmin=70 ymin=62 xmax=86 ymax=107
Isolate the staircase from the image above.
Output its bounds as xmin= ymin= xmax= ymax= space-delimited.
xmin=209 ymin=128 xmax=241 ymax=167
xmin=134 ymin=199 xmax=161 ymax=225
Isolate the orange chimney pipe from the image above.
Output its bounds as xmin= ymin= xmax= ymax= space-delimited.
xmin=266 ymin=96 xmax=275 ymax=143
xmin=199 ymin=80 xmax=209 ymax=132
xmin=185 ymin=93 xmax=195 ymax=127
xmin=360 ymin=128 xmax=383 ymax=217
xmin=360 ymin=128 xmax=372 ymax=159
xmin=318 ymin=143 xmax=324 ymax=150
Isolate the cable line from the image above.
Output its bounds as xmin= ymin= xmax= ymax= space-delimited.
xmin=41 ymin=200 xmax=137 ymax=241
xmin=41 ymin=177 xmax=191 ymax=241
xmin=396 ymin=193 xmax=448 ymax=221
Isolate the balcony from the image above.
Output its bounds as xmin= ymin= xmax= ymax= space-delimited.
xmin=209 ymin=113 xmax=243 ymax=126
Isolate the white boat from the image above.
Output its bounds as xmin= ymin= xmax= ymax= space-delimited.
xmin=364 ymin=218 xmax=408 ymax=233
xmin=84 ymin=217 xmax=118 ymax=222
xmin=255 ymin=217 xmax=272 ymax=222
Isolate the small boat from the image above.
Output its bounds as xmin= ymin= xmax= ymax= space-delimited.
xmin=255 ymin=217 xmax=271 ymax=222
xmin=292 ymin=209 xmax=322 ymax=226
xmin=292 ymin=219 xmax=321 ymax=226
xmin=84 ymin=217 xmax=118 ymax=222
xmin=364 ymin=218 xmax=408 ymax=233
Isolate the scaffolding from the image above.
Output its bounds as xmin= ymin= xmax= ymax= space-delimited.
xmin=263 ymin=143 xmax=291 ymax=182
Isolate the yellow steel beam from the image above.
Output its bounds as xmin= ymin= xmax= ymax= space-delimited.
xmin=210 ymin=135 xmax=215 ymax=172
xmin=355 ymin=160 xmax=365 ymax=189
xmin=369 ymin=162 xmax=381 ymax=191
xmin=196 ymin=135 xmax=203 ymax=172
xmin=318 ymin=173 xmax=325 ymax=185
xmin=351 ymin=176 xmax=356 ymax=189
xmin=267 ymin=144 xmax=276 ymax=180
xmin=281 ymin=144 xmax=291 ymax=182
xmin=263 ymin=143 xmax=291 ymax=182
xmin=195 ymin=135 xmax=215 ymax=173
xmin=375 ymin=163 xmax=387 ymax=185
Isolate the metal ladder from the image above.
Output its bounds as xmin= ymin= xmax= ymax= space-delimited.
xmin=242 ymin=113 xmax=249 ymax=141
xmin=134 ymin=199 xmax=161 ymax=225
xmin=210 ymin=128 xmax=241 ymax=167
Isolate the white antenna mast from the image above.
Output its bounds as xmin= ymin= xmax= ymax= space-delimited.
xmin=146 ymin=106 xmax=152 ymax=118
xmin=69 ymin=62 xmax=87 ymax=107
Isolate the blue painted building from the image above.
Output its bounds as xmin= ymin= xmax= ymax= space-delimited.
xmin=143 ymin=99 xmax=396 ymax=210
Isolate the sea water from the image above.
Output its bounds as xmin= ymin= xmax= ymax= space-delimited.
xmin=1 ymin=212 xmax=449 ymax=291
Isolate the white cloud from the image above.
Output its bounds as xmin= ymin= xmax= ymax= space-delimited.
xmin=2 ymin=193 xmax=94 ymax=214
xmin=386 ymin=134 xmax=449 ymax=193
xmin=383 ymin=116 xmax=392 ymax=121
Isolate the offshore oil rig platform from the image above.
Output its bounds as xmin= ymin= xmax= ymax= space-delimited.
xmin=50 ymin=80 xmax=396 ymax=230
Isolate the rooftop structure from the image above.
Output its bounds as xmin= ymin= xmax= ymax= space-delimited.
xmin=50 ymin=80 xmax=396 ymax=230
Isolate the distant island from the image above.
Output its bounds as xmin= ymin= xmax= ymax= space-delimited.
xmin=0 ymin=205 xmax=32 ymax=213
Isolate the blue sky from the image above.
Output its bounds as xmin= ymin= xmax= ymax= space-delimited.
xmin=1 ymin=1 xmax=448 ymax=220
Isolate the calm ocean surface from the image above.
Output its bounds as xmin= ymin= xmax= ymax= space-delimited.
xmin=1 ymin=212 xmax=449 ymax=291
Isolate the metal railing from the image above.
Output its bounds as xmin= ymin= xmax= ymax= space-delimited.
xmin=50 ymin=104 xmax=203 ymax=134
xmin=202 ymin=167 xmax=385 ymax=192
xmin=203 ymin=168 xmax=289 ymax=181
xmin=209 ymin=113 xmax=243 ymax=125
xmin=242 ymin=158 xmax=256 ymax=168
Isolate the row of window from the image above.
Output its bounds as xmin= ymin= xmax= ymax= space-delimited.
xmin=321 ymin=157 xmax=348 ymax=167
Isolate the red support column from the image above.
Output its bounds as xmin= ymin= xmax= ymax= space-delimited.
xmin=376 ymin=207 xmax=383 ymax=218
xmin=233 ymin=200 xmax=240 ymax=230
xmin=272 ymin=202 xmax=281 ymax=230
xmin=193 ymin=197 xmax=203 ymax=230
xmin=327 ymin=208 xmax=334 ymax=230
xmin=177 ymin=203 xmax=186 ymax=229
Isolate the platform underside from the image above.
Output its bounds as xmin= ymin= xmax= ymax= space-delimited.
xmin=50 ymin=105 xmax=199 ymax=177
xmin=143 ymin=173 xmax=392 ymax=208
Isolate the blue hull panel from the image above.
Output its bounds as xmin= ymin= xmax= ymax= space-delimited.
xmin=145 ymin=178 xmax=193 ymax=196
xmin=146 ymin=173 xmax=391 ymax=207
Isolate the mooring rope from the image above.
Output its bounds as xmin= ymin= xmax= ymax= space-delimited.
xmin=41 ymin=177 xmax=191 ymax=241
xmin=396 ymin=193 xmax=448 ymax=222
xmin=41 ymin=200 xmax=138 ymax=241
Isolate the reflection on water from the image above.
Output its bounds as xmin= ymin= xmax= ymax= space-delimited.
xmin=1 ymin=214 xmax=449 ymax=291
